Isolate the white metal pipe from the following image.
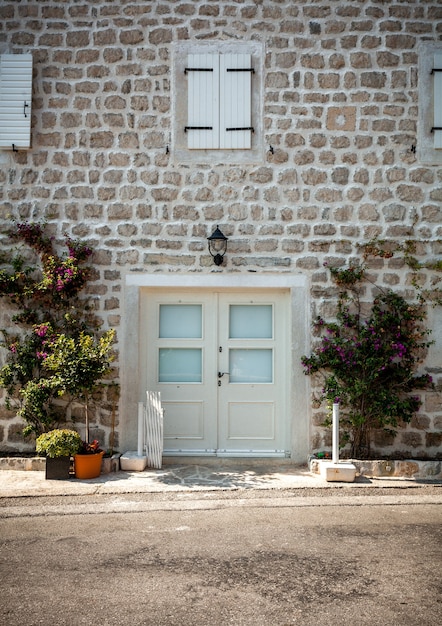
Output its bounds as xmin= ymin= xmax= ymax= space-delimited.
xmin=137 ymin=402 xmax=144 ymax=457
xmin=332 ymin=403 xmax=340 ymax=464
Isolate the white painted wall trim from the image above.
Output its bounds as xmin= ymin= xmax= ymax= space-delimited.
xmin=126 ymin=273 xmax=306 ymax=289
xmin=120 ymin=273 xmax=311 ymax=463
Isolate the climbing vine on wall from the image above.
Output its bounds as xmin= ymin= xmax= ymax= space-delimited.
xmin=0 ymin=222 xmax=115 ymax=437
xmin=361 ymin=236 xmax=442 ymax=305
xmin=301 ymin=263 xmax=434 ymax=458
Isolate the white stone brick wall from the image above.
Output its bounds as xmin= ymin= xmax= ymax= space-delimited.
xmin=0 ymin=0 xmax=441 ymax=458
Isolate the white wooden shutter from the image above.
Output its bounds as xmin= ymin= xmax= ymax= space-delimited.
xmin=186 ymin=54 xmax=219 ymax=149
xmin=220 ymin=53 xmax=252 ymax=149
xmin=0 ymin=54 xmax=33 ymax=150
xmin=434 ymin=52 xmax=442 ymax=149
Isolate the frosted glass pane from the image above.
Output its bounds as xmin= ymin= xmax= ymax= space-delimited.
xmin=229 ymin=349 xmax=273 ymax=383
xmin=159 ymin=305 xmax=202 ymax=338
xmin=159 ymin=349 xmax=202 ymax=383
xmin=229 ymin=305 xmax=272 ymax=338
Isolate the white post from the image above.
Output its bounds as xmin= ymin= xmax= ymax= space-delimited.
xmin=137 ymin=402 xmax=144 ymax=457
xmin=321 ymin=402 xmax=356 ymax=482
xmin=332 ymin=402 xmax=339 ymax=464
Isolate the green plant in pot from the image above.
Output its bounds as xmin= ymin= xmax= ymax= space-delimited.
xmin=36 ymin=428 xmax=82 ymax=480
xmin=43 ymin=330 xmax=115 ymax=479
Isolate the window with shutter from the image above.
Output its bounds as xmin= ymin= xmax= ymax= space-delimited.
xmin=433 ymin=52 xmax=442 ymax=150
xmin=186 ymin=53 xmax=253 ymax=150
xmin=417 ymin=43 xmax=442 ymax=164
xmin=0 ymin=54 xmax=33 ymax=150
xmin=173 ymin=42 xmax=263 ymax=164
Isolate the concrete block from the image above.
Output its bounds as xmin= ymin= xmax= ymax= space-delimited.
xmin=321 ymin=461 xmax=357 ymax=482
xmin=101 ymin=454 xmax=121 ymax=474
xmin=120 ymin=451 xmax=148 ymax=471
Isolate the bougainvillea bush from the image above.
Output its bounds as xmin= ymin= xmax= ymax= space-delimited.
xmin=0 ymin=222 xmax=115 ymax=437
xmin=301 ymin=265 xmax=433 ymax=458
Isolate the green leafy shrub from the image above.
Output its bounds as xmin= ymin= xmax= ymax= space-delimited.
xmin=36 ymin=429 xmax=82 ymax=458
xmin=301 ymin=264 xmax=433 ymax=458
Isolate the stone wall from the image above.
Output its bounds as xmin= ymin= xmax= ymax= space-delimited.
xmin=0 ymin=0 xmax=441 ymax=458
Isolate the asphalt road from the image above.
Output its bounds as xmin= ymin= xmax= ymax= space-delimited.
xmin=1 ymin=488 xmax=441 ymax=626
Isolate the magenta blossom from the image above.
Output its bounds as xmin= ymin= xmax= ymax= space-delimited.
xmin=34 ymin=324 xmax=49 ymax=338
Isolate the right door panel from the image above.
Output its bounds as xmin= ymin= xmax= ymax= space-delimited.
xmin=217 ymin=292 xmax=289 ymax=455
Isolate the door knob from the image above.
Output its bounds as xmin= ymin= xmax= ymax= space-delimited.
xmin=218 ymin=371 xmax=230 ymax=378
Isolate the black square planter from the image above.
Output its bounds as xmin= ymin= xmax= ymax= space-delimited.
xmin=45 ymin=456 xmax=71 ymax=480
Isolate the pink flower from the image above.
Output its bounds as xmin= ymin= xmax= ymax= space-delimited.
xmin=35 ymin=324 xmax=49 ymax=338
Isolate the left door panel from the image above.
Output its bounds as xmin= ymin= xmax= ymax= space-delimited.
xmin=141 ymin=290 xmax=218 ymax=454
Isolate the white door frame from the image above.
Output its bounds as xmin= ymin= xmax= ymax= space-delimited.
xmin=120 ymin=273 xmax=310 ymax=462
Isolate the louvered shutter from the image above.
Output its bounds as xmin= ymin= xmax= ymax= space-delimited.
xmin=220 ymin=54 xmax=252 ymax=149
xmin=0 ymin=54 xmax=33 ymax=149
xmin=434 ymin=52 xmax=442 ymax=149
xmin=186 ymin=54 xmax=219 ymax=149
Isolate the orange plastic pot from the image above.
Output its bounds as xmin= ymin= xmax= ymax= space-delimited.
xmin=74 ymin=451 xmax=104 ymax=479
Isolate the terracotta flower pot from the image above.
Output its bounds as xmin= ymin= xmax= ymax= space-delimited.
xmin=74 ymin=451 xmax=104 ymax=479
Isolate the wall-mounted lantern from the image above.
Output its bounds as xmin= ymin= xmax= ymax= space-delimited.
xmin=207 ymin=225 xmax=228 ymax=266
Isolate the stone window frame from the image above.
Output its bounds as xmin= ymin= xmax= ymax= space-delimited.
xmin=171 ymin=41 xmax=264 ymax=165
xmin=418 ymin=41 xmax=442 ymax=165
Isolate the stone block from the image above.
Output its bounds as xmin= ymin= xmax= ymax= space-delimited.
xmin=321 ymin=461 xmax=357 ymax=482
xmin=393 ymin=461 xmax=419 ymax=477
xmin=120 ymin=451 xmax=148 ymax=472
xmin=101 ymin=453 xmax=121 ymax=474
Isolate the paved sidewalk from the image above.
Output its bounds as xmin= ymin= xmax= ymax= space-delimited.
xmin=1 ymin=460 xmax=440 ymax=498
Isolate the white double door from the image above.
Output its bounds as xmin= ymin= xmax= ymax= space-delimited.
xmin=141 ymin=289 xmax=289 ymax=456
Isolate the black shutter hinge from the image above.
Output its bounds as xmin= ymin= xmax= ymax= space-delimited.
xmin=226 ymin=127 xmax=254 ymax=132
xmin=226 ymin=68 xmax=255 ymax=73
xmin=185 ymin=68 xmax=213 ymax=74
xmin=184 ymin=126 xmax=213 ymax=132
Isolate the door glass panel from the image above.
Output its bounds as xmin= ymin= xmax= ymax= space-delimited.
xmin=159 ymin=348 xmax=202 ymax=383
xmin=159 ymin=305 xmax=202 ymax=338
xmin=229 ymin=305 xmax=272 ymax=339
xmin=229 ymin=349 xmax=273 ymax=383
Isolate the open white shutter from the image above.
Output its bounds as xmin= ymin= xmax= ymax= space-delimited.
xmin=434 ymin=52 xmax=442 ymax=149
xmin=186 ymin=54 xmax=219 ymax=149
xmin=220 ymin=53 xmax=252 ymax=149
xmin=0 ymin=54 xmax=33 ymax=150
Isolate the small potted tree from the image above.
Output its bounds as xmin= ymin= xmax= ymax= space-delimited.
xmin=35 ymin=428 xmax=82 ymax=479
xmin=43 ymin=330 xmax=115 ymax=479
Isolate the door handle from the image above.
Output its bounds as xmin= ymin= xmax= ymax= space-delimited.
xmin=218 ymin=371 xmax=230 ymax=378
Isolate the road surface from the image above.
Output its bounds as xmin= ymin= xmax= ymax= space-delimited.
xmin=1 ymin=487 xmax=441 ymax=625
